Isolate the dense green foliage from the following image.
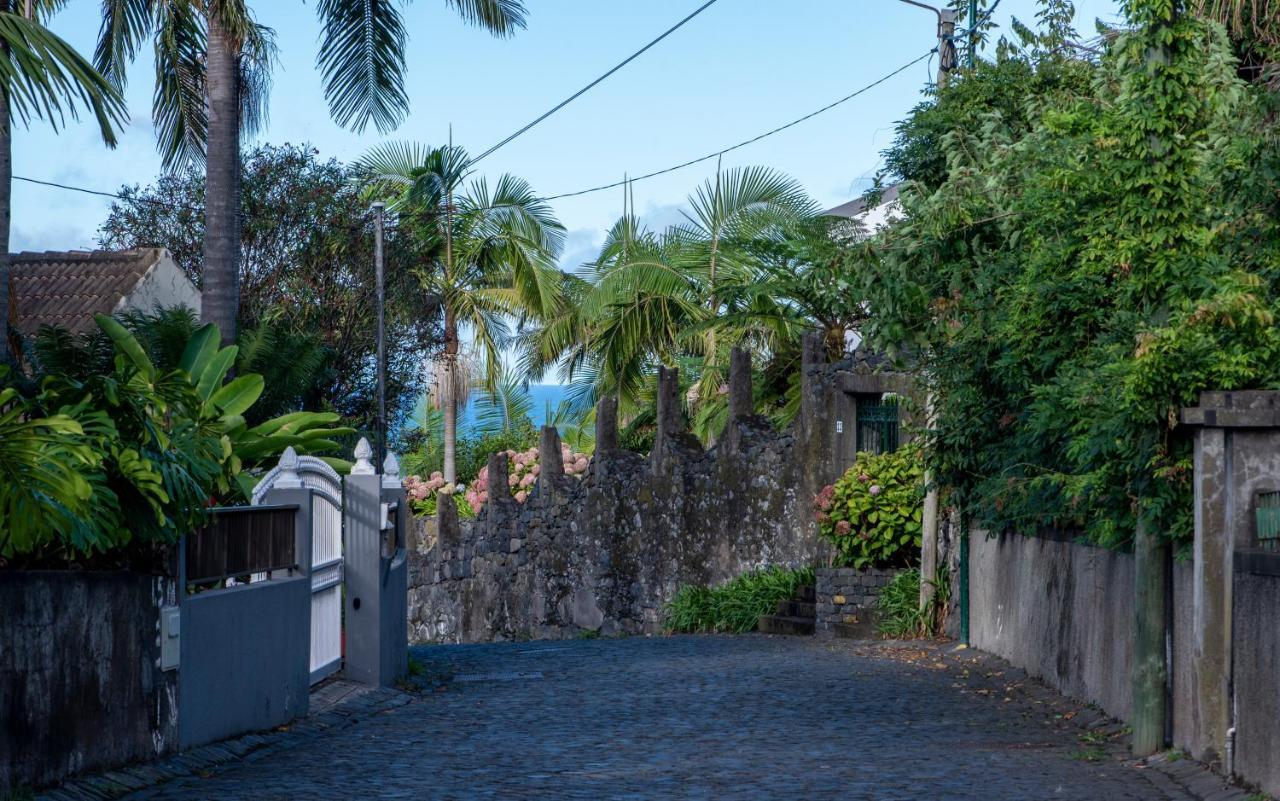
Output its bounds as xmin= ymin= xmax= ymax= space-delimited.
xmin=1 ymin=316 xmax=351 ymax=561
xmin=664 ymin=566 xmax=815 ymax=634
xmin=876 ymin=566 xmax=950 ymax=639
xmin=33 ymin=307 xmax=323 ymax=426
xmin=520 ymin=169 xmax=868 ymax=444
xmin=815 ymin=451 xmax=925 ymax=568
xmin=97 ymin=144 xmax=442 ymax=434
xmin=355 ymin=142 xmax=564 ymax=482
xmin=858 ymin=0 xmax=1280 ymax=548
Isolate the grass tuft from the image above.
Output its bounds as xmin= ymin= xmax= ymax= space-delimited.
xmin=665 ymin=566 xmax=815 ymax=634
xmin=876 ymin=565 xmax=951 ymax=638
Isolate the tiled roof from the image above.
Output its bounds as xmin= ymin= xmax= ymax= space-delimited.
xmin=8 ymin=249 xmax=165 ymax=336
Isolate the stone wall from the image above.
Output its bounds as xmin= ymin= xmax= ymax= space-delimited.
xmin=408 ymin=342 xmax=863 ymax=643
xmin=814 ymin=567 xmax=901 ymax=636
xmin=0 ymin=571 xmax=179 ymax=790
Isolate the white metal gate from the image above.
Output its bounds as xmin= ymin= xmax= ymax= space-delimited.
xmin=253 ymin=453 xmax=345 ymax=684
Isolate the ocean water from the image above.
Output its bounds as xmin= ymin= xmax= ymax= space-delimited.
xmin=403 ymin=384 xmax=572 ymax=435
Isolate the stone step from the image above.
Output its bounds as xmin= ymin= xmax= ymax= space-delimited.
xmin=796 ymin=584 xmax=816 ymax=604
xmin=775 ymin=600 xmax=816 ymax=618
xmin=757 ymin=615 xmax=815 ymax=636
xmin=832 ymin=614 xmax=879 ymax=640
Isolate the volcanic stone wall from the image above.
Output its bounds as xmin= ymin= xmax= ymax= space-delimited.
xmin=408 ymin=341 xmax=852 ymax=643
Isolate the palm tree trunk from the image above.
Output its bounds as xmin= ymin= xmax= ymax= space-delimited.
xmin=0 ymin=0 xmax=11 ymax=365
xmin=442 ymin=189 xmax=458 ymax=483
xmin=442 ymin=308 xmax=458 ymax=483
xmin=203 ymin=10 xmax=241 ymax=346
xmin=0 ymin=64 xmax=11 ymax=365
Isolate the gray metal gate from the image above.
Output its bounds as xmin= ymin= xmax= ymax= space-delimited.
xmin=253 ymin=450 xmax=345 ymax=684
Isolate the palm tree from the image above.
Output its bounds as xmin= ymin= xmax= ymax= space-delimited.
xmin=671 ymin=165 xmax=816 ymax=401
xmin=356 ymin=142 xmax=562 ymax=482
xmin=0 ymin=1 xmax=126 ymax=362
xmin=522 ymin=167 xmax=815 ymax=410
xmin=95 ymin=0 xmax=527 ymax=345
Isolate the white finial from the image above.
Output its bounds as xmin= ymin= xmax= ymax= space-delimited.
xmin=352 ymin=438 xmax=376 ymax=475
xmin=275 ymin=446 xmax=304 ymax=489
xmin=382 ymin=452 xmax=402 ymax=489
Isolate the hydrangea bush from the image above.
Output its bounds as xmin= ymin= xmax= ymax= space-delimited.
xmin=404 ymin=472 xmax=473 ymax=518
xmin=814 ymin=449 xmax=924 ymax=569
xmin=465 ymin=445 xmax=591 ymax=513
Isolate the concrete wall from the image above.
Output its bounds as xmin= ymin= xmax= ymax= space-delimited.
xmin=968 ymin=530 xmax=1136 ymax=721
xmin=1231 ymin=561 xmax=1280 ymax=797
xmin=178 ymin=576 xmax=310 ymax=749
xmin=120 ymin=250 xmax=201 ymax=318
xmin=0 ymin=571 xmax=179 ymax=790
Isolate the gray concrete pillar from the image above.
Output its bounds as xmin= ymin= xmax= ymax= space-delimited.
xmin=1180 ymin=390 xmax=1280 ymax=764
xmin=342 ymin=439 xmax=407 ymax=686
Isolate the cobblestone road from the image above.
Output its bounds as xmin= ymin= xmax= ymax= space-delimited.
xmin=126 ymin=635 xmax=1239 ymax=800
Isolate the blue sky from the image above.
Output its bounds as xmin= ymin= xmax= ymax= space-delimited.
xmin=17 ymin=0 xmax=1122 ymax=270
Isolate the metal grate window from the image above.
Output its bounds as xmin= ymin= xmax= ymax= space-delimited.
xmin=1255 ymin=490 xmax=1280 ymax=551
xmin=856 ymin=395 xmax=900 ymax=455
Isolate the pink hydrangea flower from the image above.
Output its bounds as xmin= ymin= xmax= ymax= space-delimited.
xmin=869 ymin=485 xmax=882 ymax=496
xmin=835 ymin=520 xmax=852 ymax=536
xmin=515 ymin=490 xmax=528 ymax=503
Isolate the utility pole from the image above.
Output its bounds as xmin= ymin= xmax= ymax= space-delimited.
xmin=372 ymin=201 xmax=387 ymax=471
xmin=969 ymin=0 xmax=979 ymax=68
xmin=898 ymin=1 xmax=957 ymax=88
xmin=897 ymin=0 xmax=956 ymax=624
xmin=937 ymin=10 xmax=958 ymax=88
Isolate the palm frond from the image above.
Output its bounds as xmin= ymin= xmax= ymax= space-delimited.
xmin=316 ymin=0 xmax=409 ymax=134
xmin=0 ymin=10 xmax=127 ymax=144
xmin=152 ymin=1 xmax=207 ymax=169
xmin=93 ymin=0 xmax=150 ymax=90
xmin=471 ymin=365 xmax=533 ymax=435
xmin=442 ymin=0 xmax=526 ymax=37
xmin=238 ymin=20 xmax=276 ymax=141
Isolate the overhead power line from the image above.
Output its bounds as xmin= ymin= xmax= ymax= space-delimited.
xmin=539 ymin=48 xmax=937 ymax=201
xmin=14 ymin=174 xmax=202 ymax=213
xmin=17 ymin=49 xmax=936 ymax=214
xmin=471 ymin=0 xmax=722 ymax=164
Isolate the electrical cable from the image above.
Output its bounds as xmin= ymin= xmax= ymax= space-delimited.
xmin=471 ymin=0 xmax=722 ymax=164
xmin=539 ymin=48 xmax=936 ymax=202
xmin=16 ymin=49 xmax=936 ymax=213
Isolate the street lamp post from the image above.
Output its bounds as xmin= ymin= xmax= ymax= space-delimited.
xmin=372 ymin=201 xmax=387 ymax=470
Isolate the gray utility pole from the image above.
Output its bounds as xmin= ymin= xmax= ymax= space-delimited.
xmin=898 ymin=0 xmax=958 ymax=87
xmin=969 ymin=0 xmax=978 ymax=68
xmin=371 ymin=202 xmax=387 ymax=470
xmin=896 ymin=0 xmax=956 ymax=621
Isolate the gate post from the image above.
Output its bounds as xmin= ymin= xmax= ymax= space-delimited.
xmin=343 ymin=439 xmax=408 ymax=686
xmin=254 ymin=448 xmax=315 ymax=591
xmin=1179 ymin=391 xmax=1280 ymax=767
